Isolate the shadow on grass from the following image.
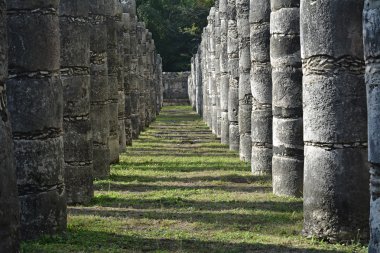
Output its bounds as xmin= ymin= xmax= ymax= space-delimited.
xmin=107 ymin=174 xmax=269 ymax=184
xmin=94 ymin=182 xmax=272 ymax=193
xmin=68 ymin=206 xmax=299 ymax=231
xmin=89 ymin=196 xmax=303 ymax=213
xmin=24 ymin=229 xmax=345 ymax=253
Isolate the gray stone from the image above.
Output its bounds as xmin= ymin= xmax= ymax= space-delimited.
xmin=60 ymin=0 xmax=93 ymax=205
xmin=301 ymin=0 xmax=369 ymax=242
xmin=227 ymin=0 xmax=239 ymax=151
xmin=364 ymin=1 xmax=380 ymax=251
xmin=237 ymin=0 xmax=251 ymax=162
xmin=0 ymin=0 xmax=20 ymax=249
xmin=270 ymin=0 xmax=303 ymax=197
xmin=106 ymin=0 xmax=121 ymax=164
xmin=250 ymin=0 xmax=272 ymax=175
xmin=89 ymin=0 xmax=111 ymax=179
xmin=6 ymin=0 xmax=66 ymax=239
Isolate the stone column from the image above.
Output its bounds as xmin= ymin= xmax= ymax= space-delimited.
xmin=126 ymin=0 xmax=140 ymax=139
xmin=146 ymin=31 xmax=155 ymax=125
xmin=60 ymin=0 xmax=93 ymax=204
xmin=157 ymin=54 xmax=164 ymax=111
xmin=89 ymin=0 xmax=110 ymax=179
xmin=270 ymin=0 xmax=303 ymax=197
xmin=6 ymin=0 xmax=66 ymax=239
xmin=196 ymin=48 xmax=204 ymax=116
xmin=301 ymin=0 xmax=368 ymax=241
xmin=214 ymin=1 xmax=222 ymax=137
xmin=250 ymin=0 xmax=272 ymax=174
xmin=121 ymin=10 xmax=133 ymax=146
xmin=190 ymin=57 xmax=196 ymax=110
xmin=136 ymin=22 xmax=146 ymax=132
xmin=227 ymin=0 xmax=240 ymax=151
xmin=364 ymin=1 xmax=380 ymax=251
xmin=220 ymin=0 xmax=229 ymax=145
xmin=0 ymin=0 xmax=20 ymax=250
xmin=116 ymin=2 xmax=126 ymax=153
xmin=208 ymin=9 xmax=216 ymax=131
xmin=106 ymin=0 xmax=120 ymax=164
xmin=202 ymin=29 xmax=210 ymax=125
xmin=237 ymin=0 xmax=251 ymax=162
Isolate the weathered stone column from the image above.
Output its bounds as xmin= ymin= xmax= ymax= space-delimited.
xmin=60 ymin=0 xmax=93 ymax=204
xmin=301 ymin=0 xmax=368 ymax=241
xmin=214 ymin=1 xmax=222 ymax=137
xmin=146 ymin=31 xmax=156 ymax=124
xmin=126 ymin=0 xmax=140 ymax=139
xmin=195 ymin=49 xmax=204 ymax=116
xmin=202 ymin=28 xmax=210 ymax=125
xmin=90 ymin=0 xmax=110 ymax=178
xmin=190 ymin=57 xmax=196 ymax=110
xmin=364 ymin=1 xmax=380 ymax=251
xmin=137 ymin=22 xmax=147 ymax=132
xmin=227 ymin=0 xmax=240 ymax=151
xmin=116 ymin=2 xmax=126 ymax=153
xmin=106 ymin=0 xmax=120 ymax=164
xmin=157 ymin=54 xmax=164 ymax=111
xmin=237 ymin=0 xmax=251 ymax=162
xmin=270 ymin=0 xmax=303 ymax=197
xmin=208 ymin=9 xmax=216 ymax=131
xmin=7 ymin=0 xmax=66 ymax=239
xmin=121 ymin=10 xmax=132 ymax=146
xmin=0 ymin=1 xmax=20 ymax=249
xmin=250 ymin=0 xmax=272 ymax=174
xmin=220 ymin=0 xmax=229 ymax=145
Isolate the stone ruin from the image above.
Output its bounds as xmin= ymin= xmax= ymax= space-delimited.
xmin=0 ymin=0 xmax=163 ymax=251
xmin=188 ymin=0 xmax=380 ymax=250
xmin=163 ymin=71 xmax=191 ymax=105
xmin=2 ymin=0 xmax=380 ymax=251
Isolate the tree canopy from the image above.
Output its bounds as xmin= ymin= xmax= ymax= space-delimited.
xmin=136 ymin=0 xmax=214 ymax=72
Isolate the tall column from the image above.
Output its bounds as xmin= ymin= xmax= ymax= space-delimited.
xmin=208 ymin=9 xmax=216 ymax=130
xmin=106 ymin=0 xmax=120 ymax=164
xmin=364 ymin=1 xmax=380 ymax=251
xmin=157 ymin=54 xmax=164 ymax=111
xmin=220 ymin=0 xmax=229 ymax=145
xmin=301 ymin=0 xmax=368 ymax=241
xmin=196 ymin=48 xmax=203 ymax=116
xmin=121 ymin=10 xmax=133 ymax=146
xmin=250 ymin=0 xmax=272 ymax=174
xmin=0 ymin=0 xmax=20 ymax=250
xmin=116 ymin=2 xmax=126 ymax=153
xmin=202 ymin=29 xmax=210 ymax=125
xmin=237 ymin=0 xmax=251 ymax=162
xmin=89 ymin=0 xmax=110 ymax=178
xmin=270 ymin=0 xmax=303 ymax=197
xmin=127 ymin=0 xmax=140 ymax=139
xmin=137 ymin=22 xmax=147 ymax=132
xmin=6 ymin=0 xmax=66 ymax=239
xmin=214 ymin=1 xmax=222 ymax=137
xmin=60 ymin=0 xmax=93 ymax=204
xmin=227 ymin=0 xmax=240 ymax=151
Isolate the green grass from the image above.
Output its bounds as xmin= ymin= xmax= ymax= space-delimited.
xmin=21 ymin=105 xmax=367 ymax=253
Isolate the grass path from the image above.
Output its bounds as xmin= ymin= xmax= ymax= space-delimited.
xmin=22 ymin=106 xmax=366 ymax=253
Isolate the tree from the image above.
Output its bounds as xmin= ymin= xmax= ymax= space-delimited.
xmin=136 ymin=0 xmax=214 ymax=71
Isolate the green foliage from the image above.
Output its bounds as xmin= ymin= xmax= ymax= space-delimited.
xmin=136 ymin=0 xmax=214 ymax=71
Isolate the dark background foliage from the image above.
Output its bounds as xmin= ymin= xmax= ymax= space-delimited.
xmin=136 ymin=0 xmax=214 ymax=72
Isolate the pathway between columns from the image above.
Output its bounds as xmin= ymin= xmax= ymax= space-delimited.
xmin=23 ymin=106 xmax=364 ymax=252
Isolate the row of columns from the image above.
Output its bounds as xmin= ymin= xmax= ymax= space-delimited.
xmin=189 ymin=0 xmax=380 ymax=249
xmin=0 ymin=0 xmax=163 ymax=251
